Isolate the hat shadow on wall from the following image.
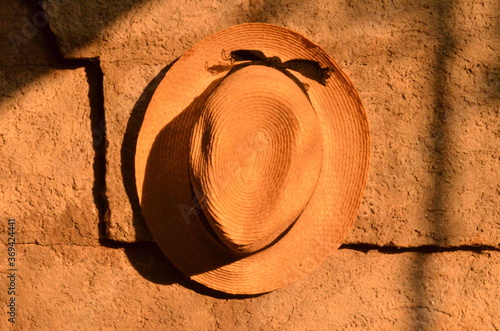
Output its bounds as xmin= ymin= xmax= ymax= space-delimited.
xmin=120 ymin=59 xmax=261 ymax=299
xmin=120 ymin=60 xmax=177 ymax=242
xmin=122 ymin=240 xmax=258 ymax=299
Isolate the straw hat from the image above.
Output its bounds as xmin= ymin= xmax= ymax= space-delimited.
xmin=135 ymin=23 xmax=370 ymax=295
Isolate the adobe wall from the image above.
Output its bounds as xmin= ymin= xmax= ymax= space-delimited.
xmin=1 ymin=0 xmax=498 ymax=329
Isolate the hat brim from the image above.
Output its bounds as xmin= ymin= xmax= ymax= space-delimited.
xmin=135 ymin=23 xmax=370 ymax=295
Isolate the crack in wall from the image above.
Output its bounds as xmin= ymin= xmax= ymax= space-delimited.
xmin=340 ymin=244 xmax=500 ymax=254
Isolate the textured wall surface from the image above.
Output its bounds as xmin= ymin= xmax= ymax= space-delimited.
xmin=1 ymin=0 xmax=499 ymax=329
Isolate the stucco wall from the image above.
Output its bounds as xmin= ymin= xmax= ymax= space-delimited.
xmin=1 ymin=0 xmax=498 ymax=329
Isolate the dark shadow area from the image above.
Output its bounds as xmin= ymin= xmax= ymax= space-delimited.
xmin=40 ymin=0 xmax=147 ymax=56
xmin=410 ymin=2 xmax=457 ymax=330
xmin=121 ymin=59 xmax=178 ymax=241
xmin=24 ymin=0 xmax=88 ymax=67
xmin=121 ymin=240 xmax=184 ymax=285
xmin=86 ymin=60 xmax=109 ymax=240
xmin=117 ymin=240 xmax=263 ymax=299
xmin=0 ymin=0 xmax=79 ymax=104
xmin=428 ymin=1 xmax=456 ymax=247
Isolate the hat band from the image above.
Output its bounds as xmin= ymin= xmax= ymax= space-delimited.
xmin=224 ymin=49 xmax=333 ymax=94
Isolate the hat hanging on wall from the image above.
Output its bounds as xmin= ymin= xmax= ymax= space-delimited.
xmin=135 ymin=23 xmax=370 ymax=295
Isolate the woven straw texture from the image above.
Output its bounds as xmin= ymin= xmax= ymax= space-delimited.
xmin=135 ymin=23 xmax=370 ymax=294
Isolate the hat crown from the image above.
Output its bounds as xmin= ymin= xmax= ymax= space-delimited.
xmin=189 ymin=65 xmax=323 ymax=254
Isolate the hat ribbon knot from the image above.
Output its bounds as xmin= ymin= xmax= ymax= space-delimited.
xmin=223 ymin=49 xmax=333 ymax=95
